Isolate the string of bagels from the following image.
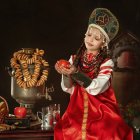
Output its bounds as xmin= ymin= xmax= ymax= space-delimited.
xmin=10 ymin=48 xmax=49 ymax=88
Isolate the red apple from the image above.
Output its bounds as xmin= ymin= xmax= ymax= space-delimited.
xmin=58 ymin=59 xmax=70 ymax=69
xmin=14 ymin=107 xmax=27 ymax=118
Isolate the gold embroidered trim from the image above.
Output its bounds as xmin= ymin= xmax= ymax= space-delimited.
xmin=81 ymin=92 xmax=88 ymax=140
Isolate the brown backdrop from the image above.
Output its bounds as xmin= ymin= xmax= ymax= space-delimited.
xmin=0 ymin=0 xmax=140 ymax=115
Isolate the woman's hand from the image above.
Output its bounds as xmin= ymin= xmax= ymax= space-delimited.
xmin=55 ymin=60 xmax=77 ymax=76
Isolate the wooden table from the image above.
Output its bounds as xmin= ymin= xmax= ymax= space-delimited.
xmin=0 ymin=129 xmax=54 ymax=140
xmin=1 ymin=128 xmax=140 ymax=140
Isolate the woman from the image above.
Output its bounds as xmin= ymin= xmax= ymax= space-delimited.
xmin=54 ymin=8 xmax=133 ymax=140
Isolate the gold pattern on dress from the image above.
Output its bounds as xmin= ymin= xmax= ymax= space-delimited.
xmin=83 ymin=113 xmax=88 ymax=119
xmin=84 ymin=100 xmax=88 ymax=105
xmin=84 ymin=95 xmax=88 ymax=100
xmin=81 ymin=91 xmax=89 ymax=140
xmin=83 ymin=118 xmax=87 ymax=123
xmin=84 ymin=107 xmax=88 ymax=113
xmin=82 ymin=131 xmax=86 ymax=140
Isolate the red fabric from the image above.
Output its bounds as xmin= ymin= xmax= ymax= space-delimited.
xmin=54 ymin=56 xmax=133 ymax=140
xmin=54 ymin=85 xmax=133 ymax=140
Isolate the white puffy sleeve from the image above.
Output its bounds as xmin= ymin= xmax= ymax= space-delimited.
xmin=61 ymin=57 xmax=114 ymax=96
xmin=85 ymin=59 xmax=114 ymax=95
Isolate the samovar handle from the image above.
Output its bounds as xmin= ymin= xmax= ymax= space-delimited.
xmin=5 ymin=67 xmax=15 ymax=77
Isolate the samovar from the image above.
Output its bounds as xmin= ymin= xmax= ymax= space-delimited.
xmin=7 ymin=48 xmax=49 ymax=120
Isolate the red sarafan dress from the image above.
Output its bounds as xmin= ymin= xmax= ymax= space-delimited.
xmin=54 ymin=54 xmax=133 ymax=140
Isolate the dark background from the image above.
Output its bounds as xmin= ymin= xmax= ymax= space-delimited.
xmin=0 ymin=0 xmax=140 ymax=115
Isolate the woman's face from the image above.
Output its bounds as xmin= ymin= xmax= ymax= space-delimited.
xmin=84 ymin=27 xmax=105 ymax=53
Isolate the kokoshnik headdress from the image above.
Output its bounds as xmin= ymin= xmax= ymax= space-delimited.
xmin=71 ymin=8 xmax=120 ymax=86
xmin=88 ymin=8 xmax=119 ymax=43
xmin=73 ymin=8 xmax=119 ymax=67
